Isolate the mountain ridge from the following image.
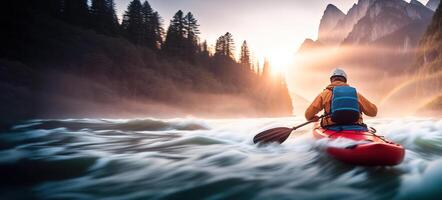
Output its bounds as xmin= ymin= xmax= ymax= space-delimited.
xmin=300 ymin=0 xmax=434 ymax=52
xmin=318 ymin=0 xmax=374 ymax=46
xmin=317 ymin=4 xmax=345 ymax=45
xmin=342 ymin=0 xmax=433 ymax=45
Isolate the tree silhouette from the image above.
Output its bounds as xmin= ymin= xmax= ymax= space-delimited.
xmin=215 ymin=36 xmax=224 ymax=57
xmin=200 ymin=40 xmax=210 ymax=56
xmin=122 ymin=0 xmax=144 ymax=44
xmin=90 ymin=0 xmax=119 ymax=35
xmin=215 ymin=32 xmax=235 ymax=59
xmin=163 ymin=10 xmax=187 ymax=57
xmin=150 ymin=11 xmax=164 ymax=50
xmin=240 ymin=40 xmax=251 ymax=69
xmin=163 ymin=10 xmax=201 ymax=59
xmin=141 ymin=1 xmax=158 ymax=49
xmin=121 ymin=1 xmax=163 ymax=49
xmin=184 ymin=12 xmax=200 ymax=55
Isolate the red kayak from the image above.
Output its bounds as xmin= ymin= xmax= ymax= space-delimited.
xmin=313 ymin=124 xmax=405 ymax=166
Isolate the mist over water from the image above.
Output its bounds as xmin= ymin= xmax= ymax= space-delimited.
xmin=1 ymin=117 xmax=442 ymax=199
xmin=288 ymin=44 xmax=440 ymax=116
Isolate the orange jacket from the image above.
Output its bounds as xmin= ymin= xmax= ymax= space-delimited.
xmin=305 ymin=81 xmax=378 ymax=127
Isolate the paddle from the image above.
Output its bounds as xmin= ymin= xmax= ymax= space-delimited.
xmin=253 ymin=115 xmax=326 ymax=144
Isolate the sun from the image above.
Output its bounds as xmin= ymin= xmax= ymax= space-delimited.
xmin=268 ymin=50 xmax=293 ymax=75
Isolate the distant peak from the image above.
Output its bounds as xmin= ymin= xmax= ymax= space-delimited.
xmin=298 ymin=38 xmax=323 ymax=53
xmin=324 ymin=4 xmax=345 ymax=16
xmin=326 ymin=4 xmax=338 ymax=9
xmin=325 ymin=4 xmax=342 ymax=12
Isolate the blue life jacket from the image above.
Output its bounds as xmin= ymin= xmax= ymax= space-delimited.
xmin=330 ymin=86 xmax=360 ymax=124
xmin=326 ymin=124 xmax=368 ymax=131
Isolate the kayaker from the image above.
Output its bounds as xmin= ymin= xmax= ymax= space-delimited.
xmin=305 ymin=68 xmax=377 ymax=128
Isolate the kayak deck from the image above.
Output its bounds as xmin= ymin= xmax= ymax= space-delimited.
xmin=313 ymin=125 xmax=405 ymax=166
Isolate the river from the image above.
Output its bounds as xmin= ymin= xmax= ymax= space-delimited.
xmin=1 ymin=117 xmax=441 ymax=199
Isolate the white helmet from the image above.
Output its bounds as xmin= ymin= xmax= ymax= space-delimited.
xmin=330 ymin=68 xmax=347 ymax=81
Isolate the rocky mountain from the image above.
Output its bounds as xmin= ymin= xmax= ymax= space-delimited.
xmin=410 ymin=1 xmax=442 ymax=114
xmin=415 ymin=0 xmax=442 ymax=73
xmin=426 ymin=0 xmax=441 ymax=11
xmin=310 ymin=0 xmax=434 ymax=48
xmin=372 ymin=19 xmax=431 ymax=52
xmin=299 ymin=0 xmax=434 ymax=55
xmin=304 ymin=0 xmax=374 ymax=50
xmin=297 ymin=39 xmax=323 ymax=53
xmin=328 ymin=0 xmax=375 ymax=46
xmin=343 ymin=0 xmax=433 ymax=45
xmin=294 ymin=0 xmax=436 ymax=92
xmin=317 ymin=4 xmax=345 ymax=46
xmin=294 ymin=0 xmax=442 ymax=115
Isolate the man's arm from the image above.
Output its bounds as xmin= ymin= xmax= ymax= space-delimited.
xmin=358 ymin=93 xmax=377 ymax=117
xmin=305 ymin=94 xmax=323 ymax=121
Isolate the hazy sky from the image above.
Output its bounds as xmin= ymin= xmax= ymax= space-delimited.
xmin=114 ymin=0 xmax=429 ymax=69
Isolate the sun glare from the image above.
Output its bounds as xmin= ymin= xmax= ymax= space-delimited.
xmin=268 ymin=50 xmax=293 ymax=75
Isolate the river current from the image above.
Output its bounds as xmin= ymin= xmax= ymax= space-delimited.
xmin=1 ymin=117 xmax=441 ymax=199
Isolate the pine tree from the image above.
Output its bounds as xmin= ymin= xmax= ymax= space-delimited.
xmin=90 ymin=0 xmax=119 ymax=35
xmin=141 ymin=1 xmax=154 ymax=48
xmin=163 ymin=10 xmax=187 ymax=57
xmin=240 ymin=40 xmax=251 ymax=68
xmin=215 ymin=32 xmax=235 ymax=59
xmin=201 ymin=40 xmax=209 ymax=56
xmin=150 ymin=11 xmax=164 ymax=49
xmin=215 ymin=35 xmax=225 ymax=56
xmin=63 ymin=0 xmax=89 ymax=27
xmin=224 ymin=32 xmax=235 ymax=59
xmin=122 ymin=0 xmax=144 ymax=44
xmin=168 ymin=10 xmax=186 ymax=38
xmin=184 ymin=12 xmax=200 ymax=54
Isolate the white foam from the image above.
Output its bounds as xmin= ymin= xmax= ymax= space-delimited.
xmin=396 ymin=159 xmax=442 ymax=199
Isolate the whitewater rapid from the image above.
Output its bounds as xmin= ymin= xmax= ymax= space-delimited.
xmin=1 ymin=117 xmax=441 ymax=199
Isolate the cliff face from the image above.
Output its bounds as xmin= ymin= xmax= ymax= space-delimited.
xmin=317 ymin=0 xmax=374 ymax=46
xmin=297 ymin=0 xmax=434 ymax=74
xmin=312 ymin=0 xmax=433 ymax=48
xmin=415 ymin=0 xmax=442 ymax=114
xmin=317 ymin=4 xmax=345 ymax=46
xmin=415 ymin=1 xmax=442 ymax=73
xmin=293 ymin=0 xmax=437 ymax=113
xmin=343 ymin=0 xmax=433 ymax=45
xmin=330 ymin=0 xmax=375 ymax=46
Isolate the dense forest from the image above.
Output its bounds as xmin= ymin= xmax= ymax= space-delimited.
xmin=0 ymin=0 xmax=293 ymax=126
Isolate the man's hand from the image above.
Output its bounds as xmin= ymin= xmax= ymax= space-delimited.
xmin=309 ymin=115 xmax=320 ymax=122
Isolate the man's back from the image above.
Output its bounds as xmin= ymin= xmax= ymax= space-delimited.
xmin=305 ymin=80 xmax=377 ymax=127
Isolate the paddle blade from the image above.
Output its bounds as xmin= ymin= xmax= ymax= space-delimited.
xmin=253 ymin=127 xmax=293 ymax=144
